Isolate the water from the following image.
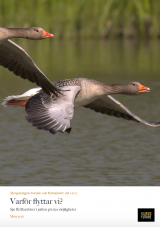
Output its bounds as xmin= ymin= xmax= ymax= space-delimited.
xmin=0 ymin=39 xmax=160 ymax=186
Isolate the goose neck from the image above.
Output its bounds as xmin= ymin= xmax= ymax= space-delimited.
xmin=6 ymin=28 xmax=29 ymax=39
xmin=104 ymin=84 xmax=126 ymax=95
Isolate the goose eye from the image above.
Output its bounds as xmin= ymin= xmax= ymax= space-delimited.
xmin=36 ymin=29 xmax=39 ymax=32
xmin=133 ymin=83 xmax=135 ymax=86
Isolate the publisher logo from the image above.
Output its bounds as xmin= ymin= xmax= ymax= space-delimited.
xmin=138 ymin=208 xmax=155 ymax=222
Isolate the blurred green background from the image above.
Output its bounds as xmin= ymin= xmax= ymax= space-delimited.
xmin=1 ymin=0 xmax=160 ymax=39
xmin=0 ymin=0 xmax=160 ymax=86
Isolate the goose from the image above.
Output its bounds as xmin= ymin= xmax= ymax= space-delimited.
xmin=2 ymin=78 xmax=160 ymax=135
xmin=0 ymin=27 xmax=60 ymax=96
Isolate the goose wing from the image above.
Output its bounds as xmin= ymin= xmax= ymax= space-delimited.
xmin=84 ymin=95 xmax=160 ymax=127
xmin=25 ymin=86 xmax=81 ymax=134
xmin=0 ymin=39 xmax=60 ymax=96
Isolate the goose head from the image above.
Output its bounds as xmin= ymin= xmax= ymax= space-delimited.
xmin=27 ymin=27 xmax=54 ymax=39
xmin=125 ymin=82 xmax=150 ymax=95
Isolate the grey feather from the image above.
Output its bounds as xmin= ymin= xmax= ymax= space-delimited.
xmin=84 ymin=95 xmax=160 ymax=127
xmin=25 ymin=86 xmax=81 ymax=134
xmin=0 ymin=39 xmax=60 ymax=96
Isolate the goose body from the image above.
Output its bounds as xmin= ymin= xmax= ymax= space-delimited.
xmin=2 ymin=78 xmax=160 ymax=135
xmin=0 ymin=27 xmax=60 ymax=96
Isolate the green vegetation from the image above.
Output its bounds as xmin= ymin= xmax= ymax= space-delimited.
xmin=1 ymin=0 xmax=160 ymax=39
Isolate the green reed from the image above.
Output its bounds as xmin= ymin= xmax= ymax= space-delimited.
xmin=0 ymin=0 xmax=160 ymax=39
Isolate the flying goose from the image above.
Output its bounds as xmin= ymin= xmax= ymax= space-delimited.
xmin=2 ymin=78 xmax=160 ymax=134
xmin=0 ymin=27 xmax=60 ymax=96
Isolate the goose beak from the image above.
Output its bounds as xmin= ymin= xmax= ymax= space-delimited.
xmin=138 ymin=84 xmax=150 ymax=93
xmin=42 ymin=30 xmax=54 ymax=38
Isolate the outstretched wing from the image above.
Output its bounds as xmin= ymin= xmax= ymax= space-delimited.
xmin=84 ymin=95 xmax=160 ymax=127
xmin=0 ymin=39 xmax=60 ymax=96
xmin=25 ymin=86 xmax=81 ymax=134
